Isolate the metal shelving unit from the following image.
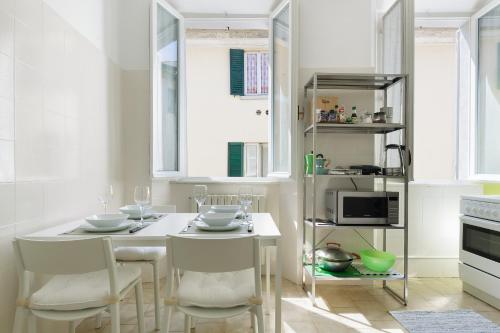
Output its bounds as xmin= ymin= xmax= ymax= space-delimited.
xmin=302 ymin=73 xmax=409 ymax=306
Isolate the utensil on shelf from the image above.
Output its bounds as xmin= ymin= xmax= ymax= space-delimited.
xmin=359 ymin=249 xmax=396 ymax=272
xmin=98 ymin=185 xmax=114 ymax=214
xmin=383 ymin=144 xmax=411 ymax=176
xmin=315 ymin=243 xmax=360 ymax=272
xmin=134 ymin=186 xmax=151 ymax=227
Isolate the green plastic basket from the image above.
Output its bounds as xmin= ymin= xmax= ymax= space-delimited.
xmin=360 ymin=249 xmax=396 ymax=272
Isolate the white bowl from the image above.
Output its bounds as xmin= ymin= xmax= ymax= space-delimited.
xmin=210 ymin=205 xmax=241 ymax=214
xmin=119 ymin=205 xmax=153 ymax=219
xmin=85 ymin=214 xmax=129 ymax=228
xmin=199 ymin=212 xmax=236 ymax=226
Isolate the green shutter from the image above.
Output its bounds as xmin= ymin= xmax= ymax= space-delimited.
xmin=228 ymin=142 xmax=244 ymax=177
xmin=230 ymin=49 xmax=244 ymax=96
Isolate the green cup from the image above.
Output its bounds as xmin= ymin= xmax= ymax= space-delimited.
xmin=305 ymin=153 xmax=314 ymax=175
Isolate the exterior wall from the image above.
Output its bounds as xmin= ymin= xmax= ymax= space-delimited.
xmin=186 ymin=44 xmax=268 ymax=177
xmin=0 ymin=1 xmax=124 ymax=332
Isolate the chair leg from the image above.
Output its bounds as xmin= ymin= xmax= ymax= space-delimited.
xmin=27 ymin=313 xmax=36 ymax=333
xmin=184 ymin=315 xmax=192 ymax=333
xmin=250 ymin=310 xmax=256 ymax=332
xmin=95 ymin=312 xmax=103 ymax=329
xmin=13 ymin=307 xmax=27 ymax=333
xmin=152 ymin=260 xmax=161 ymax=330
xmin=256 ymin=305 xmax=264 ymax=333
xmin=69 ymin=321 xmax=77 ymax=333
xmin=110 ymin=303 xmax=120 ymax=333
xmin=161 ymin=305 xmax=173 ymax=333
xmin=135 ymin=279 xmax=146 ymax=333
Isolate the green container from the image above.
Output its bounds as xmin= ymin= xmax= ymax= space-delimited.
xmin=304 ymin=153 xmax=314 ymax=175
xmin=360 ymin=249 xmax=396 ymax=272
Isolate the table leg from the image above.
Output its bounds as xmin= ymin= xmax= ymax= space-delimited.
xmin=266 ymin=246 xmax=271 ymax=315
xmin=274 ymin=239 xmax=282 ymax=333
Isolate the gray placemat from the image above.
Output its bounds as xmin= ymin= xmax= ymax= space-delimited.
xmin=61 ymin=222 xmax=154 ymax=235
xmin=390 ymin=309 xmax=500 ymax=333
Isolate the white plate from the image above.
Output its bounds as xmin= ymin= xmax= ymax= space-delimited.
xmin=194 ymin=220 xmax=240 ymax=231
xmin=119 ymin=205 xmax=154 ymax=219
xmin=210 ymin=205 xmax=241 ymax=214
xmin=199 ymin=212 xmax=237 ymax=226
xmin=80 ymin=221 xmax=133 ymax=233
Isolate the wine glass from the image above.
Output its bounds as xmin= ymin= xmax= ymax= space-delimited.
xmin=98 ymin=185 xmax=114 ymax=214
xmin=238 ymin=186 xmax=253 ymax=223
xmin=134 ymin=186 xmax=151 ymax=226
xmin=192 ymin=185 xmax=208 ymax=213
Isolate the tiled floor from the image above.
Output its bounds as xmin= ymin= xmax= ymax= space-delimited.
xmin=77 ymin=278 xmax=500 ymax=332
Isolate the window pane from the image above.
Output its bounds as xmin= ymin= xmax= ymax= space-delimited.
xmin=272 ymin=5 xmax=290 ymax=173
xmin=477 ymin=5 xmax=500 ymax=174
xmin=156 ymin=4 xmax=179 ymax=172
xmin=261 ymin=53 xmax=269 ymax=94
xmin=245 ymin=53 xmax=258 ymax=95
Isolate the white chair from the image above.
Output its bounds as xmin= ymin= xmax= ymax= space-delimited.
xmin=199 ymin=203 xmax=272 ymax=314
xmin=114 ymin=204 xmax=175 ymax=330
xmin=162 ymin=235 xmax=264 ymax=333
xmin=12 ymin=237 xmax=145 ymax=333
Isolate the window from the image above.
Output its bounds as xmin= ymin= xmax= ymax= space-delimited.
xmin=151 ymin=0 xmax=294 ymax=180
xmin=476 ymin=3 xmax=500 ymax=176
xmin=244 ymin=52 xmax=269 ymax=96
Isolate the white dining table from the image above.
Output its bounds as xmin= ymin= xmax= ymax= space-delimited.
xmin=25 ymin=213 xmax=282 ymax=332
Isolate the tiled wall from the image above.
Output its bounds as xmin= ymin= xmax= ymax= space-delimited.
xmin=0 ymin=1 xmax=124 ymax=331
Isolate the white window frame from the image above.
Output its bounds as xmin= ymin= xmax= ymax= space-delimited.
xmin=468 ymin=0 xmax=500 ymax=181
xmin=267 ymin=0 xmax=298 ymax=179
xmin=150 ymin=1 xmax=297 ymax=181
xmin=244 ymin=51 xmax=269 ymax=96
xmin=150 ymin=0 xmax=187 ymax=178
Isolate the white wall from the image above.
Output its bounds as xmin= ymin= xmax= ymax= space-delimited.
xmin=414 ymin=41 xmax=457 ymax=180
xmin=0 ymin=1 xmax=124 ymax=332
xmin=186 ymin=44 xmax=268 ymax=177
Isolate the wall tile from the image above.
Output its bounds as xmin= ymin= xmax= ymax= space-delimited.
xmin=0 ymin=224 xmax=17 ymax=333
xmin=15 ymin=181 xmax=44 ymax=224
xmin=14 ymin=18 xmax=42 ymax=68
xmin=15 ymin=100 xmax=45 ymax=181
xmin=0 ymin=97 xmax=14 ymax=140
xmin=0 ymin=51 xmax=13 ymax=100
xmin=14 ymin=60 xmax=42 ymax=105
xmin=0 ymin=10 xmax=13 ymax=56
xmin=0 ymin=183 xmax=15 ymax=226
xmin=0 ymin=140 xmax=14 ymax=182
xmin=14 ymin=0 xmax=42 ymax=28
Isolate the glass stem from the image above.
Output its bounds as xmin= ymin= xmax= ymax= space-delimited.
xmin=140 ymin=205 xmax=144 ymax=225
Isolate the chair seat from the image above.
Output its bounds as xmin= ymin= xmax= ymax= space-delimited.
xmin=114 ymin=246 xmax=166 ymax=261
xmin=30 ymin=266 xmax=141 ymax=311
xmin=177 ymin=269 xmax=255 ymax=308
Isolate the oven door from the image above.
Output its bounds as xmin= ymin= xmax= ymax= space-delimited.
xmin=337 ymin=192 xmax=389 ymax=225
xmin=460 ymin=215 xmax=500 ymax=278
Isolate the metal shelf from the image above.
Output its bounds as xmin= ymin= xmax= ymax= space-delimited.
xmin=304 ymin=73 xmax=406 ymax=90
xmin=304 ymin=123 xmax=405 ymax=135
xmin=304 ymin=174 xmax=406 ymax=180
xmin=301 ymin=72 xmax=409 ymax=306
xmin=304 ymin=220 xmax=405 ymax=230
xmin=303 ymin=264 xmax=405 ymax=281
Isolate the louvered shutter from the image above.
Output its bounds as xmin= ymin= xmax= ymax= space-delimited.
xmin=230 ymin=49 xmax=244 ymax=96
xmin=228 ymin=142 xmax=244 ymax=177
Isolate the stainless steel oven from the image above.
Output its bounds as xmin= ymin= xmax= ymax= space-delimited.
xmin=326 ymin=190 xmax=399 ymax=225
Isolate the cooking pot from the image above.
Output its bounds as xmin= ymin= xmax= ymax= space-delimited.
xmin=315 ymin=243 xmax=360 ymax=272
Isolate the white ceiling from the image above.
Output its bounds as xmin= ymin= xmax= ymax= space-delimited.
xmin=167 ymin=0 xmax=277 ymax=15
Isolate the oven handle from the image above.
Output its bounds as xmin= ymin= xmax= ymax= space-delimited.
xmin=460 ymin=215 xmax=500 ymax=232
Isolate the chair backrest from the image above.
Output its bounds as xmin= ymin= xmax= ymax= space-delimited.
xmin=166 ymin=235 xmax=259 ymax=273
xmin=153 ymin=205 xmax=176 ymax=213
xmin=13 ymin=237 xmax=115 ymax=275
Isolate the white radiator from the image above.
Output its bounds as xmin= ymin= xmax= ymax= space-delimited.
xmin=190 ymin=194 xmax=266 ymax=213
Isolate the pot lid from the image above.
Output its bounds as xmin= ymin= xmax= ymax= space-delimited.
xmin=316 ymin=247 xmax=353 ymax=262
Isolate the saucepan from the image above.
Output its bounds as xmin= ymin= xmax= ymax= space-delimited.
xmin=315 ymin=243 xmax=360 ymax=272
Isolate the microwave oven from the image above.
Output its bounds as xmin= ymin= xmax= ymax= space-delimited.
xmin=326 ymin=190 xmax=399 ymax=225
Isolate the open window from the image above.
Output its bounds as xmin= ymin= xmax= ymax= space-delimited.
xmin=150 ymin=0 xmax=296 ymax=180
